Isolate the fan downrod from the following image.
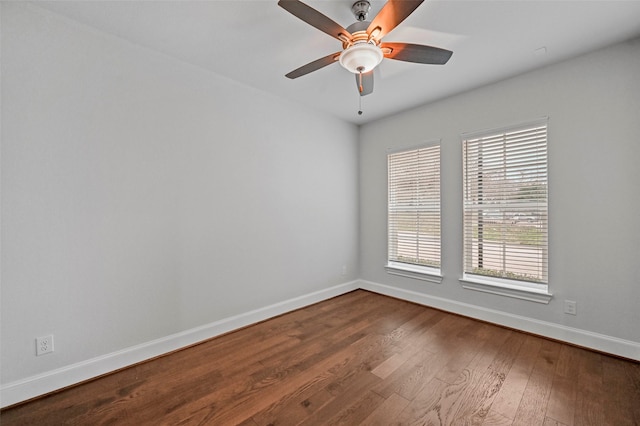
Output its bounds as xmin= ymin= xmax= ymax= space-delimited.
xmin=351 ymin=1 xmax=371 ymax=21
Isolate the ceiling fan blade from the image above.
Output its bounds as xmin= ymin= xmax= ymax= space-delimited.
xmin=356 ymin=71 xmax=374 ymax=96
xmin=367 ymin=0 xmax=424 ymax=42
xmin=285 ymin=52 xmax=341 ymax=79
xmin=278 ymin=0 xmax=352 ymax=43
xmin=381 ymin=42 xmax=453 ymax=65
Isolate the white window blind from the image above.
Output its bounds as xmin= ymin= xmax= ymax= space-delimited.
xmin=463 ymin=121 xmax=548 ymax=285
xmin=388 ymin=144 xmax=441 ymax=269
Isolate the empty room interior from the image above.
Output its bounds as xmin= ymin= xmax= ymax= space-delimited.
xmin=1 ymin=0 xmax=639 ymax=424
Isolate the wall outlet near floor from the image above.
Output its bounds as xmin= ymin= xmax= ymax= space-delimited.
xmin=564 ymin=300 xmax=577 ymax=315
xmin=36 ymin=335 xmax=54 ymax=356
xmin=342 ymin=265 xmax=347 ymax=276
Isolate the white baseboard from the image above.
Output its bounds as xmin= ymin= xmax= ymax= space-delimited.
xmin=3 ymin=278 xmax=638 ymax=408
xmin=358 ymin=279 xmax=640 ymax=361
xmin=0 ymin=281 xmax=359 ymax=408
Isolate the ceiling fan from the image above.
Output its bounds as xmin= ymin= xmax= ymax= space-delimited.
xmin=278 ymin=0 xmax=453 ymax=97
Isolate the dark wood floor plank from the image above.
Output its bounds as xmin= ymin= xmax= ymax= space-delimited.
xmin=405 ymin=331 xmax=519 ymax=426
xmin=445 ymin=368 xmax=496 ymax=424
xmin=249 ymin=374 xmax=335 ymax=425
xmin=601 ymin=356 xmax=640 ymax=425
xmin=395 ymin=376 xmax=454 ymax=425
xmin=394 ymin=308 xmax=449 ymax=350
xmin=483 ymin=410 xmax=514 ymax=426
xmin=361 ymin=392 xmax=411 ymax=425
xmin=488 ymin=333 xmax=544 ymax=421
xmin=449 ymin=331 xmax=527 ymax=424
xmin=573 ymin=349 xmax=604 ymax=426
xmin=326 ymin=390 xmax=385 ymax=425
xmin=545 ymin=344 xmax=580 ymax=426
xmin=371 ymin=345 xmax=419 ymax=380
xmin=511 ymin=340 xmax=562 ymax=426
xmin=371 ymin=313 xmax=481 ymax=402
xmin=466 ymin=326 xmax=515 ymax=373
xmin=267 ymin=322 xmax=404 ymax=424
xmin=236 ymin=417 xmax=259 ymax=426
xmin=511 ymin=371 xmax=553 ymax=426
xmin=544 ymin=376 xmax=575 ymax=426
xmin=412 ymin=312 xmax=476 ymax=352
xmin=2 ymin=290 xmax=638 ymax=426
xmin=543 ymin=417 xmax=570 ymax=426
xmin=371 ymin=345 xmax=441 ymax=400
xmin=434 ymin=322 xmax=496 ymax=384
xmin=398 ymin=305 xmax=442 ymax=333
xmin=299 ymin=375 xmax=382 ymax=426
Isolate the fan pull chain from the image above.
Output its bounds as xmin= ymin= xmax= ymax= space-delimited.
xmin=357 ymin=67 xmax=364 ymax=115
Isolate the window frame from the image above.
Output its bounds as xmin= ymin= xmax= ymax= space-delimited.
xmin=386 ymin=142 xmax=442 ymax=283
xmin=460 ymin=119 xmax=552 ymax=303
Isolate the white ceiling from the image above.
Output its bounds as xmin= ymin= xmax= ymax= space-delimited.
xmin=32 ymin=0 xmax=640 ymax=125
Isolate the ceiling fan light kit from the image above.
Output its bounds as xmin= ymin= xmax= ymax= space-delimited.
xmin=278 ymin=0 xmax=453 ymax=103
xmin=339 ymin=42 xmax=383 ymax=74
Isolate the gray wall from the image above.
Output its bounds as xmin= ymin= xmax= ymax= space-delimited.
xmin=1 ymin=3 xmax=359 ymax=385
xmin=359 ymin=37 xmax=640 ymax=344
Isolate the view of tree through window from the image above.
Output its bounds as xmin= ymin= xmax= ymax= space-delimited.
xmin=463 ymin=121 xmax=548 ymax=285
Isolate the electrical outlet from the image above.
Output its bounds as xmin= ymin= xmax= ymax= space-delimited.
xmin=564 ymin=300 xmax=577 ymax=316
xmin=36 ymin=335 xmax=54 ymax=356
xmin=342 ymin=265 xmax=347 ymax=276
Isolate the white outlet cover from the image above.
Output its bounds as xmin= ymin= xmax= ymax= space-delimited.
xmin=564 ymin=300 xmax=577 ymax=315
xmin=36 ymin=335 xmax=54 ymax=356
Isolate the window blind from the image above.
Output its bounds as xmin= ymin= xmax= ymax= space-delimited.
xmin=388 ymin=145 xmax=441 ymax=269
xmin=463 ymin=121 xmax=548 ymax=285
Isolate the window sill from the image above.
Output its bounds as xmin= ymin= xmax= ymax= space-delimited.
xmin=459 ymin=275 xmax=552 ymax=304
xmin=385 ymin=262 xmax=443 ymax=284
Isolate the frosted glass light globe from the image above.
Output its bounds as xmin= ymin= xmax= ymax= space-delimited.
xmin=339 ymin=43 xmax=383 ymax=73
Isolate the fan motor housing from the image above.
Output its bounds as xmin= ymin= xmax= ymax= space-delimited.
xmin=345 ymin=20 xmax=370 ymax=35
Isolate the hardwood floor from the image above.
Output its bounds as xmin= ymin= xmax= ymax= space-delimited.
xmin=2 ymin=290 xmax=639 ymax=425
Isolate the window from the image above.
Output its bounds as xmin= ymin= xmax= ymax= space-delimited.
xmin=387 ymin=144 xmax=441 ymax=282
xmin=462 ymin=119 xmax=549 ymax=296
